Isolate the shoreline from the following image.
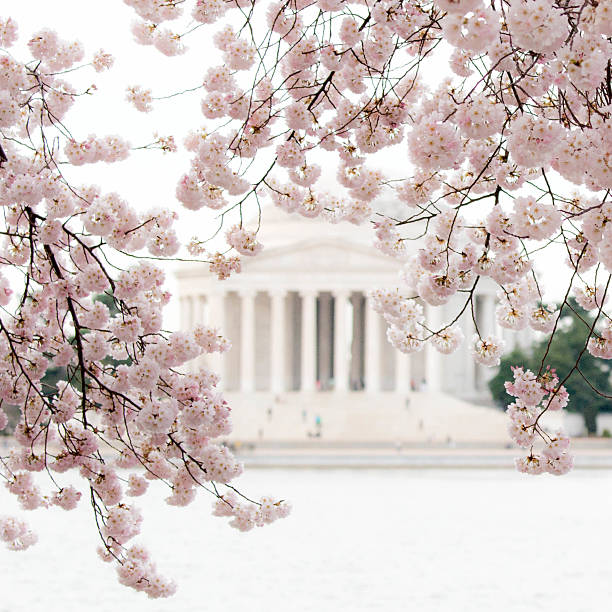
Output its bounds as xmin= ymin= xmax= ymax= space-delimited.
xmin=236 ymin=452 xmax=612 ymax=470
xmin=235 ymin=438 xmax=612 ymax=469
xmin=5 ymin=436 xmax=612 ymax=469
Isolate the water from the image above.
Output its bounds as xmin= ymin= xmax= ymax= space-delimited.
xmin=1 ymin=468 xmax=611 ymax=611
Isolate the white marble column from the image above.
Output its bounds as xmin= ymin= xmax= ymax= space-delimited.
xmin=239 ymin=290 xmax=256 ymax=393
xmin=396 ymin=351 xmax=412 ymax=394
xmin=481 ymin=294 xmax=499 ymax=388
xmin=463 ymin=315 xmax=476 ymax=396
xmin=365 ymin=297 xmax=381 ymax=393
xmin=350 ymin=293 xmax=364 ymax=389
xmin=180 ymin=295 xmax=194 ymax=331
xmin=194 ymin=295 xmax=207 ymax=368
xmin=300 ymin=290 xmax=317 ymax=392
xmin=481 ymin=294 xmax=498 ymax=337
xmin=333 ymin=290 xmax=349 ymax=392
xmin=425 ymin=304 xmax=443 ymax=392
xmin=179 ymin=297 xmax=187 ymax=330
xmin=270 ymin=290 xmax=286 ymax=393
xmin=318 ymin=293 xmax=333 ymax=389
xmin=207 ymin=292 xmax=225 ymax=386
xmin=207 ymin=293 xmax=225 ymax=328
xmin=195 ymin=295 xmax=206 ymax=327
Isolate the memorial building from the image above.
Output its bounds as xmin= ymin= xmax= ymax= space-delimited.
xmin=176 ymin=207 xmax=528 ymax=443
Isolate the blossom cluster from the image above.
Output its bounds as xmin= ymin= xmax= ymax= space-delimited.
xmin=212 ymin=492 xmax=292 ymax=532
xmin=65 ymin=135 xmax=130 ymax=165
xmin=0 ymin=0 xmax=611 ymax=596
xmin=505 ymin=367 xmax=573 ymax=475
xmin=0 ymin=18 xmax=289 ymax=598
xmin=0 ymin=516 xmax=37 ymax=551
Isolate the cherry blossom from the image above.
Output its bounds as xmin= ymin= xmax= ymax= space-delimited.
xmin=1 ymin=0 xmax=612 ymax=596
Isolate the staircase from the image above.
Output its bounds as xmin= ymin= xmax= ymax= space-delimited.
xmin=224 ymin=391 xmax=508 ymax=446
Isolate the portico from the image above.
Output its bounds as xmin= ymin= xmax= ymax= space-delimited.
xmin=179 ymin=286 xmax=412 ymax=393
xmin=176 ymin=208 xmax=500 ymax=402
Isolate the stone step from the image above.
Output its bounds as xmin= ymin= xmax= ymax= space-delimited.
xmin=224 ymin=391 xmax=509 ymax=444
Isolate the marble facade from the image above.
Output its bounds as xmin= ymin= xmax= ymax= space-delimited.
xmin=176 ymin=208 xmax=531 ymax=404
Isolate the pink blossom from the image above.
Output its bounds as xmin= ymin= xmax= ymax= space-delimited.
xmin=126 ymin=86 xmax=153 ymax=112
xmin=507 ymin=0 xmax=567 ymax=55
xmin=92 ymin=49 xmax=114 ymax=72
xmin=53 ymin=486 xmax=82 ymax=510
xmin=0 ymin=516 xmax=37 ymax=551
xmin=226 ymin=225 xmax=263 ymax=256
xmin=408 ymin=114 xmax=461 ymax=171
xmin=471 ymin=334 xmax=505 ymax=366
xmin=0 ymin=18 xmax=18 ymax=47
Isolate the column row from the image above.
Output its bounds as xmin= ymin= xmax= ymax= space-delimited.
xmin=180 ymin=290 xmax=430 ymax=394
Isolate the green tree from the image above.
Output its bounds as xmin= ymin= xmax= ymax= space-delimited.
xmin=488 ymin=299 xmax=612 ymax=434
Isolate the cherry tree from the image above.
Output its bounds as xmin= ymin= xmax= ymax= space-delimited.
xmin=0 ymin=0 xmax=611 ymax=598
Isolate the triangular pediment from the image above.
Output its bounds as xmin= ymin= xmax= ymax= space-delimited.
xmin=175 ymin=234 xmax=405 ymax=289
xmin=242 ymin=237 xmax=401 ymax=275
